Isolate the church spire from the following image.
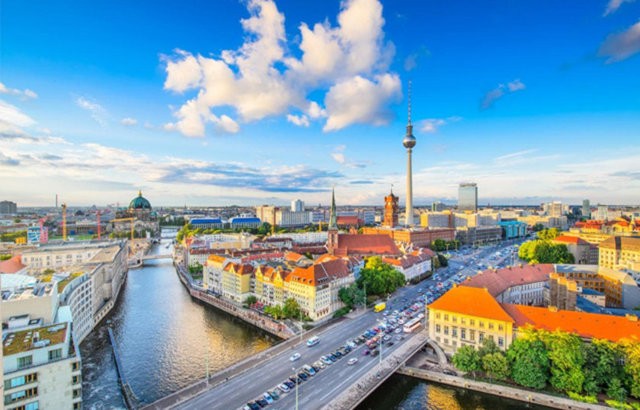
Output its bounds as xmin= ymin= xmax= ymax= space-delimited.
xmin=329 ymin=187 xmax=337 ymax=230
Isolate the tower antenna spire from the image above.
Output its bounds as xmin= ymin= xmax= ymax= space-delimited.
xmin=408 ymin=80 xmax=412 ymax=125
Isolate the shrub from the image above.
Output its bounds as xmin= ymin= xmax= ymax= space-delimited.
xmin=567 ymin=392 xmax=598 ymax=404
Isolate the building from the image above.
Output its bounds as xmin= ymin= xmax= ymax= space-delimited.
xmin=275 ymin=210 xmax=311 ymax=227
xmin=458 ymin=183 xmax=478 ymax=212
xmin=190 ymin=218 xmax=224 ymax=230
xmin=403 ymin=84 xmax=416 ymax=227
xmin=221 ymin=263 xmax=254 ymax=302
xmin=2 ymin=321 xmax=82 ymax=410
xmin=582 ymin=199 xmax=591 ymax=219
xmin=0 ymin=201 xmax=17 ymax=215
xmin=547 ymin=201 xmax=563 ymax=217
xmin=229 ymin=217 xmax=261 ymax=229
xmin=362 ymin=226 xmax=455 ymax=249
xmin=383 ymin=248 xmax=434 ymax=282
xmin=431 ymin=201 xmax=445 ymax=212
xmin=0 ymin=256 xmax=28 ymax=275
xmin=428 ymin=286 xmax=515 ymax=354
xmin=383 ymin=190 xmax=399 ymax=228
xmin=291 ymin=199 xmax=304 ymax=213
xmin=128 ymin=190 xmax=153 ymax=221
xmin=428 ymin=284 xmax=640 ymax=356
xmin=255 ymin=205 xmax=277 ymax=226
xmin=596 ymin=205 xmax=609 ymax=221
xmin=455 ymin=226 xmax=502 ymax=246
xmin=463 ymin=264 xmax=554 ymax=305
xmin=553 ymin=235 xmax=598 ymax=264
xmin=498 ymin=221 xmax=528 ymax=239
xmin=203 ymin=254 xmax=233 ymax=294
xmin=599 ymin=236 xmax=640 ymax=271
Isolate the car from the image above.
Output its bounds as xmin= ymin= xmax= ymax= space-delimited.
xmin=333 ymin=350 xmax=342 ymax=358
xmin=263 ymin=392 xmax=274 ymax=404
xmin=443 ymin=369 xmax=457 ymax=376
xmin=314 ymin=360 xmax=326 ymax=369
xmin=321 ymin=356 xmax=333 ymax=365
xmin=387 ymin=341 xmax=395 ymax=347
xmin=371 ymin=349 xmax=380 ymax=357
xmin=347 ymin=358 xmax=358 ymax=365
xmin=278 ymin=383 xmax=290 ymax=393
xmin=256 ymin=398 xmax=269 ymax=408
xmin=269 ymin=390 xmax=280 ymax=400
xmin=363 ymin=349 xmax=370 ymax=355
xmin=289 ymin=376 xmax=301 ymax=385
xmin=284 ymin=380 xmax=295 ymax=389
xmin=328 ymin=353 xmax=338 ymax=361
xmin=290 ymin=353 xmax=301 ymax=361
xmin=298 ymin=372 xmax=308 ymax=381
xmin=303 ymin=364 xmax=316 ymax=376
xmin=247 ymin=402 xmax=260 ymax=410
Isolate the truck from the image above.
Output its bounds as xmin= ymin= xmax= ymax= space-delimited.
xmin=374 ymin=302 xmax=386 ymax=313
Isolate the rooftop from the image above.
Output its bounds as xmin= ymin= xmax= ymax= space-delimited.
xmin=0 ymin=255 xmax=26 ymax=274
xmin=3 ymin=322 xmax=69 ymax=356
xmin=462 ymin=264 xmax=554 ymax=297
xmin=502 ymin=304 xmax=640 ymax=342
xmin=428 ymin=285 xmax=514 ymax=323
xmin=599 ymin=236 xmax=640 ymax=252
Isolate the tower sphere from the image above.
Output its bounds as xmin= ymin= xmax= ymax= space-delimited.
xmin=403 ymin=134 xmax=416 ymax=149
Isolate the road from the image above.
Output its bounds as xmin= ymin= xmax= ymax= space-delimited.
xmin=174 ymin=240 xmax=525 ymax=410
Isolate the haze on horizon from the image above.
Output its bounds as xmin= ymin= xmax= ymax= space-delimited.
xmin=1 ymin=0 xmax=639 ymax=208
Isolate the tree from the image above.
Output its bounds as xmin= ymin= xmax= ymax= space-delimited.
xmin=452 ymin=345 xmax=482 ymax=377
xmin=483 ymin=352 xmax=510 ymax=382
xmin=0 ymin=254 xmax=12 ymax=261
xmin=583 ymin=339 xmax=625 ymax=396
xmin=264 ymin=305 xmax=285 ymax=320
xmin=619 ymin=339 xmax=640 ymax=398
xmin=356 ymin=257 xmax=405 ymax=296
xmin=436 ymin=253 xmax=449 ymax=268
xmin=188 ymin=262 xmax=203 ymax=276
xmin=507 ymin=335 xmax=550 ymax=389
xmin=338 ymin=284 xmax=365 ymax=308
xmin=478 ymin=337 xmax=499 ymax=359
xmin=537 ymin=228 xmax=560 ymax=240
xmin=244 ymin=295 xmax=257 ymax=307
xmin=283 ymin=298 xmax=302 ymax=319
xmin=518 ymin=240 xmax=574 ymax=264
xmin=607 ymin=378 xmax=627 ymax=402
xmin=532 ymin=223 xmax=545 ymax=232
xmin=431 ymin=239 xmax=447 ymax=252
xmin=542 ymin=330 xmax=585 ymax=394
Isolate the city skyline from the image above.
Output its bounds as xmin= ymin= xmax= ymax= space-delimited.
xmin=2 ymin=0 xmax=640 ymax=207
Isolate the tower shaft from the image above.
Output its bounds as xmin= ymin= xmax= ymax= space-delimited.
xmin=406 ymin=149 xmax=413 ymax=227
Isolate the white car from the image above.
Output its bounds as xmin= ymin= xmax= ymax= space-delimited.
xmin=347 ymin=358 xmax=358 ymax=365
xmin=290 ymin=353 xmax=301 ymax=361
xmin=278 ymin=383 xmax=290 ymax=393
xmin=263 ymin=393 xmax=274 ymax=404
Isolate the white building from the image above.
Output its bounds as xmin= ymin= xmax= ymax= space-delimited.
xmin=275 ymin=210 xmax=312 ymax=227
xmin=3 ymin=322 xmax=82 ymax=410
xmin=291 ymin=199 xmax=304 ymax=213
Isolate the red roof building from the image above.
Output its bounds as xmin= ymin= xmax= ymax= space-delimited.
xmin=0 ymin=255 xmax=27 ymax=274
xmin=328 ymin=233 xmax=401 ymax=257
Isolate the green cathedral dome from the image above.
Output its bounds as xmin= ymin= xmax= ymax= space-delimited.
xmin=129 ymin=190 xmax=152 ymax=210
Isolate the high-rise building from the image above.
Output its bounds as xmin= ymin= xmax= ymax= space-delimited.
xmin=548 ymin=201 xmax=563 ymax=217
xmin=458 ymin=183 xmax=478 ymax=212
xmin=582 ymin=199 xmax=591 ymax=219
xmin=291 ymin=199 xmax=304 ymax=213
xmin=383 ymin=190 xmax=399 ymax=228
xmin=596 ymin=205 xmax=608 ymax=221
xmin=403 ymin=82 xmax=416 ymax=226
xmin=0 ymin=200 xmax=17 ymax=214
xmin=431 ymin=201 xmax=445 ymax=212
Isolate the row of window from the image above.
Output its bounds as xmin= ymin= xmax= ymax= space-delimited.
xmin=4 ymin=373 xmax=37 ymax=390
xmin=433 ymin=313 xmax=504 ymax=330
xmin=4 ymin=387 xmax=37 ymax=405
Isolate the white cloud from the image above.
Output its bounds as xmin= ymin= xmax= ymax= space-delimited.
xmin=287 ymin=114 xmax=310 ymax=127
xmin=323 ymin=74 xmax=401 ymax=131
xmin=163 ymin=0 xmax=399 ymax=136
xmin=481 ymin=79 xmax=526 ymax=109
xmin=331 ymin=152 xmax=346 ymax=164
xmin=76 ymin=97 xmax=108 ymax=126
xmin=0 ymin=82 xmax=38 ymax=100
xmin=604 ymin=0 xmax=635 ymax=16
xmin=417 ymin=116 xmax=461 ymax=133
xmin=121 ymin=117 xmax=138 ymax=126
xmin=0 ymin=100 xmax=36 ymax=128
xmin=599 ymin=21 xmax=640 ymax=63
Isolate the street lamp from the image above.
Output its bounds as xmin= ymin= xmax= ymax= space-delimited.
xmin=292 ymin=366 xmax=299 ymax=410
xmin=376 ymin=320 xmax=385 ymax=376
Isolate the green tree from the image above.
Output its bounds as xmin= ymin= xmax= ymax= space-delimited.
xmin=532 ymin=223 xmax=545 ymax=232
xmin=478 ymin=337 xmax=499 ymax=359
xmin=0 ymin=254 xmax=12 ymax=261
xmin=431 ymin=239 xmax=447 ymax=252
xmin=583 ymin=339 xmax=625 ymax=396
xmin=283 ymin=298 xmax=302 ymax=319
xmin=518 ymin=240 xmax=574 ymax=264
xmin=452 ymin=345 xmax=482 ymax=377
xmin=338 ymin=284 xmax=365 ymax=308
xmin=356 ymin=257 xmax=405 ymax=296
xmin=542 ymin=330 xmax=585 ymax=394
xmin=188 ymin=261 xmax=203 ymax=275
xmin=264 ymin=305 xmax=285 ymax=320
xmin=244 ymin=295 xmax=257 ymax=307
xmin=619 ymin=339 xmax=640 ymax=398
xmin=507 ymin=334 xmax=550 ymax=390
xmin=537 ymin=228 xmax=560 ymax=240
xmin=436 ymin=253 xmax=449 ymax=268
xmin=607 ymin=378 xmax=627 ymax=402
xmin=483 ymin=352 xmax=510 ymax=382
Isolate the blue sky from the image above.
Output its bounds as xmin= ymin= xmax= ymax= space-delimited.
xmin=1 ymin=0 xmax=639 ymax=207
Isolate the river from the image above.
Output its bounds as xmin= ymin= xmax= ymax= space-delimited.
xmin=80 ymin=235 xmax=548 ymax=409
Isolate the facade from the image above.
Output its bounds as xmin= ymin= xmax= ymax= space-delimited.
xmin=229 ymin=217 xmax=261 ymax=229
xmin=362 ymin=226 xmax=455 ymax=248
xmin=275 ymin=210 xmax=311 ymax=227
xmin=547 ymin=201 xmax=563 ymax=217
xmin=0 ymin=201 xmax=18 ymax=215
xmin=582 ymin=199 xmax=591 ymax=219
xmin=463 ymin=264 xmax=554 ymax=305
xmin=190 ymin=218 xmax=224 ymax=230
xmin=255 ymin=205 xmax=277 ymax=226
xmin=458 ymin=183 xmax=478 ymax=212
xmin=596 ymin=205 xmax=609 ymax=221
xmin=383 ymin=248 xmax=434 ymax=282
xmin=383 ymin=191 xmax=399 ymax=228
xmin=2 ymin=322 xmax=82 ymax=410
xmin=203 ymin=254 xmax=233 ymax=294
xmin=428 ymin=286 xmax=514 ymax=355
xmin=553 ymin=235 xmax=599 ymax=264
xmin=221 ymin=263 xmax=254 ymax=302
xmin=599 ymin=236 xmax=640 ymax=271
xmin=291 ymin=200 xmax=304 ymax=213
xmin=498 ymin=221 xmax=528 ymax=239
xmin=455 ymin=226 xmax=502 ymax=245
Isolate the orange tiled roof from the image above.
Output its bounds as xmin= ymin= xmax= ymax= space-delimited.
xmin=286 ymin=258 xmax=352 ymax=286
xmin=428 ymin=286 xmax=514 ymax=323
xmin=554 ymin=235 xmax=587 ymax=245
xmin=462 ymin=264 xmax=554 ymax=297
xmin=223 ymin=262 xmax=254 ymax=275
xmin=502 ymin=304 xmax=640 ymax=342
xmin=284 ymin=251 xmax=305 ymax=262
xmin=0 ymin=255 xmax=26 ymax=274
xmin=206 ymin=254 xmax=227 ymax=264
xmin=337 ymin=215 xmax=360 ymax=226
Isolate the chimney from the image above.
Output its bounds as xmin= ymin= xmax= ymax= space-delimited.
xmin=548 ymin=306 xmax=558 ymax=312
xmin=626 ymin=314 xmax=638 ymax=322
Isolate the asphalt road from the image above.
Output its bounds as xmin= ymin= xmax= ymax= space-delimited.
xmin=174 ymin=240 xmax=523 ymax=410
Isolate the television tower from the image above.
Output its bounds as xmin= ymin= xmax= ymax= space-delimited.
xmin=403 ymin=81 xmax=416 ymax=227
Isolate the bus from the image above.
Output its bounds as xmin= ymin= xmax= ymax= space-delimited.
xmin=403 ymin=317 xmax=422 ymax=333
xmin=374 ymin=302 xmax=386 ymax=313
xmin=306 ymin=336 xmax=320 ymax=347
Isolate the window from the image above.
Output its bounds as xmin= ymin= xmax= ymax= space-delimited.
xmin=72 ymin=375 xmax=81 ymax=385
xmin=452 ymin=315 xmax=457 ymax=323
xmin=444 ymin=314 xmax=449 ymax=321
xmin=498 ymin=324 xmax=504 ymax=331
xmin=460 ymin=329 xmax=466 ymax=340
xmin=48 ymin=348 xmax=62 ymax=361
xmin=479 ymin=321 xmax=484 ymax=328
xmin=444 ymin=326 xmax=449 ymax=335
xmin=470 ymin=319 xmax=475 ymax=326
xmin=73 ymin=402 xmax=81 ymax=410
xmin=488 ymin=323 xmax=494 ymax=330
xmin=461 ymin=318 xmax=466 ymax=325
xmin=4 ymin=373 xmax=37 ymax=390
xmin=498 ymin=337 xmax=504 ymax=347
xmin=452 ymin=327 xmax=458 ymax=338
xmin=435 ymin=324 xmax=441 ymax=333
xmin=73 ymin=388 xmax=82 ymax=399
xmin=4 ymin=387 xmax=37 ymax=405
xmin=479 ymin=332 xmax=484 ymax=342
xmin=469 ymin=330 xmax=475 ymax=341
xmin=17 ymin=356 xmax=33 ymax=369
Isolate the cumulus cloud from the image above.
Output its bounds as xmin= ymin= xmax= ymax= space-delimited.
xmin=0 ymin=100 xmax=36 ymax=128
xmin=76 ymin=97 xmax=108 ymax=126
xmin=403 ymin=46 xmax=430 ymax=72
xmin=330 ymin=144 xmax=367 ymax=168
xmin=481 ymin=79 xmax=526 ymax=109
xmin=0 ymin=83 xmax=38 ymax=100
xmin=604 ymin=0 xmax=635 ymax=16
xmin=163 ymin=0 xmax=400 ymax=137
xmin=121 ymin=117 xmax=138 ymax=126
xmin=598 ymin=21 xmax=640 ymax=63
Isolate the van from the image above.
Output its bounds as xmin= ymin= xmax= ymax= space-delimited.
xmin=306 ymin=336 xmax=320 ymax=347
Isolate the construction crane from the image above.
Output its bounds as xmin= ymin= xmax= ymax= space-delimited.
xmin=112 ymin=217 xmax=135 ymax=241
xmin=61 ymin=203 xmax=67 ymax=241
xmin=96 ymin=210 xmax=101 ymax=240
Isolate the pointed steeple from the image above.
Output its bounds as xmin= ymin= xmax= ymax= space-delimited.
xmin=329 ymin=187 xmax=337 ymax=230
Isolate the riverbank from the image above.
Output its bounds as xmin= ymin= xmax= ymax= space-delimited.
xmin=173 ymin=261 xmax=296 ymax=339
xmin=397 ymin=366 xmax=608 ymax=410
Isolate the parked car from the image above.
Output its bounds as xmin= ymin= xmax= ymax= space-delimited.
xmin=247 ymin=402 xmax=260 ymax=410
xmin=269 ymin=390 xmax=280 ymax=400
xmin=347 ymin=358 xmax=358 ymax=365
xmin=278 ymin=383 xmax=290 ymax=393
xmin=263 ymin=392 xmax=274 ymax=404
xmin=256 ymin=398 xmax=269 ymax=408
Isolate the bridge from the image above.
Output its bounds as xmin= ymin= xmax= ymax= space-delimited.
xmin=140 ymin=253 xmax=172 ymax=261
xmin=141 ymin=282 xmax=446 ymax=410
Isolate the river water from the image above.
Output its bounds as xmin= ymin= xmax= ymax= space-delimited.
xmin=81 ymin=235 xmax=548 ymax=409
